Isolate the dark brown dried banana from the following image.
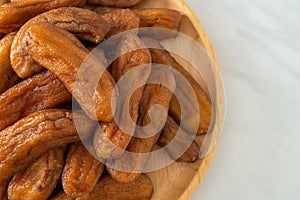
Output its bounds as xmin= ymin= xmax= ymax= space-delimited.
xmin=62 ymin=142 xmax=104 ymax=198
xmin=0 ymin=0 xmax=86 ymax=33
xmin=11 ymin=7 xmax=109 ymax=79
xmin=0 ymin=109 xmax=94 ymax=184
xmin=8 ymin=147 xmax=66 ymax=200
xmin=94 ymin=32 xmax=151 ymax=159
xmin=0 ymin=32 xmax=20 ymax=94
xmin=107 ymin=66 xmax=176 ymax=183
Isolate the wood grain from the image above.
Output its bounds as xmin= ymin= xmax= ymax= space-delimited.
xmin=133 ymin=0 xmax=224 ymax=199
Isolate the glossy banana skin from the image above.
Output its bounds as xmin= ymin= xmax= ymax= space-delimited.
xmin=87 ymin=0 xmax=144 ymax=8
xmin=0 ymin=0 xmax=87 ymax=33
xmin=62 ymin=142 xmax=104 ymax=198
xmin=19 ymin=22 xmax=115 ymax=122
xmin=11 ymin=7 xmax=109 ymax=79
xmin=0 ymin=32 xmax=20 ymax=94
xmin=0 ymin=70 xmax=71 ymax=131
xmin=51 ymin=175 xmax=153 ymax=200
xmin=0 ymin=109 xmax=95 ymax=185
xmin=94 ymin=33 xmax=151 ymax=159
xmin=8 ymin=147 xmax=66 ymax=200
xmin=107 ymin=66 xmax=176 ymax=183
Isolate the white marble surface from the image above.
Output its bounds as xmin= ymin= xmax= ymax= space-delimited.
xmin=184 ymin=0 xmax=300 ymax=199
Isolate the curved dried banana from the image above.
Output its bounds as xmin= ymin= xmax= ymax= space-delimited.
xmin=62 ymin=142 xmax=104 ymax=198
xmin=11 ymin=7 xmax=109 ymax=78
xmin=0 ymin=109 xmax=94 ymax=183
xmin=0 ymin=0 xmax=86 ymax=33
xmin=8 ymin=147 xmax=65 ymax=200
xmin=18 ymin=23 xmax=115 ymax=122
xmin=0 ymin=71 xmax=71 ymax=131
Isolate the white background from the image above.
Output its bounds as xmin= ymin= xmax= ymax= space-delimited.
xmin=185 ymin=0 xmax=300 ymax=199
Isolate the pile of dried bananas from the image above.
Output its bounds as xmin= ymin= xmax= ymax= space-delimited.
xmin=0 ymin=0 xmax=212 ymax=199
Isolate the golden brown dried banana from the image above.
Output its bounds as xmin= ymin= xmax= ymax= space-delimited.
xmin=62 ymin=142 xmax=104 ymax=198
xmin=18 ymin=22 xmax=115 ymax=122
xmin=10 ymin=7 xmax=109 ymax=79
xmin=8 ymin=147 xmax=66 ymax=200
xmin=0 ymin=109 xmax=94 ymax=184
xmin=0 ymin=71 xmax=71 ymax=131
xmin=0 ymin=0 xmax=86 ymax=33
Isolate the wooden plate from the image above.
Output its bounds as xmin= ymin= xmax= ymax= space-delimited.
xmin=133 ymin=0 xmax=225 ymax=199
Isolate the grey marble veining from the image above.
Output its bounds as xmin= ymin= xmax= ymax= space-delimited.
xmin=184 ymin=0 xmax=300 ymax=199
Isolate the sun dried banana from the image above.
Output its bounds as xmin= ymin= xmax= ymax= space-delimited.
xmin=11 ymin=7 xmax=109 ymax=79
xmin=87 ymin=0 xmax=144 ymax=8
xmin=0 ymin=71 xmax=71 ymax=131
xmin=0 ymin=109 xmax=94 ymax=184
xmin=0 ymin=32 xmax=20 ymax=94
xmin=94 ymin=33 xmax=151 ymax=159
xmin=18 ymin=22 xmax=115 ymax=122
xmin=62 ymin=142 xmax=104 ymax=198
xmin=142 ymin=37 xmax=212 ymax=135
xmin=158 ymin=116 xmax=200 ymax=163
xmin=8 ymin=147 xmax=66 ymax=200
xmin=107 ymin=66 xmax=176 ymax=183
xmin=0 ymin=0 xmax=86 ymax=33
